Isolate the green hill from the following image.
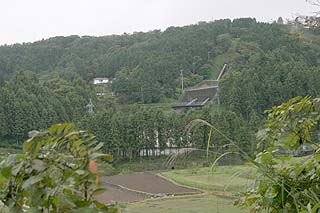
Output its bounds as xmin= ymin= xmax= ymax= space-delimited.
xmin=1 ymin=18 xmax=319 ymax=104
xmin=0 ymin=17 xmax=320 ymax=155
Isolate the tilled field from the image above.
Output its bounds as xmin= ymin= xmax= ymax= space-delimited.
xmin=97 ymin=172 xmax=199 ymax=203
xmin=96 ymin=185 xmax=150 ymax=203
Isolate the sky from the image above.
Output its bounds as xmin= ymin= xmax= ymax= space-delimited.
xmin=0 ymin=0 xmax=318 ymax=45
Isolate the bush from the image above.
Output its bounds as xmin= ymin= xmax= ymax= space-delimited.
xmin=235 ymin=97 xmax=320 ymax=212
xmin=0 ymin=123 xmax=117 ymax=212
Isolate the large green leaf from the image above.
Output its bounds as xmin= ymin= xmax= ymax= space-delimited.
xmin=11 ymin=161 xmax=24 ymax=176
xmin=22 ymin=176 xmax=43 ymax=189
xmin=1 ymin=166 xmax=12 ymax=178
xmin=93 ymin=200 xmax=109 ymax=211
xmin=91 ymin=188 xmax=106 ymax=196
xmin=0 ymin=175 xmax=7 ymax=188
xmin=31 ymin=159 xmax=46 ymax=172
xmin=89 ymin=153 xmax=112 ymax=161
xmin=23 ymin=139 xmax=42 ymax=158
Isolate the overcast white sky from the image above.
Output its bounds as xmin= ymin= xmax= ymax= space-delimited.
xmin=0 ymin=0 xmax=318 ymax=45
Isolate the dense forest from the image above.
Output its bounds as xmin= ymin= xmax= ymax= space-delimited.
xmin=0 ymin=18 xmax=319 ymax=160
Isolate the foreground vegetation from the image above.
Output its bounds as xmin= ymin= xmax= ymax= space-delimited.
xmin=236 ymin=97 xmax=320 ymax=212
xmin=0 ymin=124 xmax=116 ymax=212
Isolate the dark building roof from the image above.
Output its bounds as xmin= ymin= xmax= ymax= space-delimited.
xmin=180 ymin=87 xmax=218 ymax=103
xmin=172 ymin=64 xmax=228 ymax=112
xmin=172 ymin=87 xmax=218 ymax=112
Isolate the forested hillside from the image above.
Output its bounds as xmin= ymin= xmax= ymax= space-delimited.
xmin=2 ymin=18 xmax=319 ymax=104
xmin=0 ymin=18 xmax=319 ymax=159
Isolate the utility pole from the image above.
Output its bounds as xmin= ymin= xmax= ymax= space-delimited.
xmin=207 ymin=51 xmax=211 ymax=61
xmin=217 ymin=87 xmax=220 ymax=105
xmin=192 ymin=62 xmax=195 ymax=73
xmin=140 ymin=87 xmax=144 ymax=104
xmin=180 ymin=69 xmax=184 ymax=92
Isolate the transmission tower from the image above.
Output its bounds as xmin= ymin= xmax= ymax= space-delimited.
xmin=86 ymin=98 xmax=95 ymax=114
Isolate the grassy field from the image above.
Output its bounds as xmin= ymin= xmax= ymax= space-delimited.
xmin=123 ymin=194 xmax=247 ymax=213
xmin=161 ymin=165 xmax=255 ymax=193
xmin=123 ymin=165 xmax=254 ymax=212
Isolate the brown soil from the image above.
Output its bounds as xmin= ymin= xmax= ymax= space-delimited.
xmin=97 ymin=172 xmax=199 ymax=203
xmin=102 ymin=172 xmax=199 ymax=195
xmin=96 ymin=186 xmax=149 ymax=203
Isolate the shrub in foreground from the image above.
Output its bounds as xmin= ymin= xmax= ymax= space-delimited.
xmin=236 ymin=97 xmax=320 ymax=212
xmin=0 ymin=123 xmax=117 ymax=212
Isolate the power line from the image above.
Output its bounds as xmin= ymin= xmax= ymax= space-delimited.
xmin=140 ymin=87 xmax=144 ymax=103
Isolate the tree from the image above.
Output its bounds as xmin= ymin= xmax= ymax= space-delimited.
xmin=295 ymin=0 xmax=320 ymax=33
xmin=277 ymin=17 xmax=284 ymax=24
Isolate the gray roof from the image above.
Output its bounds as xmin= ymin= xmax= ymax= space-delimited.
xmin=172 ymin=64 xmax=228 ymax=111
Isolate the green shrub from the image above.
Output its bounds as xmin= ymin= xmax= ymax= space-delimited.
xmin=0 ymin=123 xmax=117 ymax=212
xmin=235 ymin=97 xmax=320 ymax=212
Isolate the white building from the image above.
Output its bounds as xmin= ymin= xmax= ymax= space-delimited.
xmin=93 ymin=78 xmax=111 ymax=85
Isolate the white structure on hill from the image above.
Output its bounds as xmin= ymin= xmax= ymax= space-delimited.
xmin=93 ymin=77 xmax=112 ymax=85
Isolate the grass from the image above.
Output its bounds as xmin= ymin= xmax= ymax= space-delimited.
xmin=123 ymin=194 xmax=247 ymax=213
xmin=161 ymin=165 xmax=255 ymax=193
xmin=209 ymin=55 xmax=226 ymax=80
